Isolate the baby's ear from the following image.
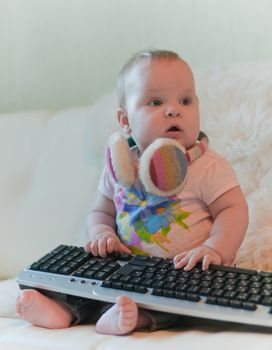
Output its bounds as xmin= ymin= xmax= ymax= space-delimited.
xmin=117 ymin=108 xmax=128 ymax=127
xmin=117 ymin=108 xmax=131 ymax=134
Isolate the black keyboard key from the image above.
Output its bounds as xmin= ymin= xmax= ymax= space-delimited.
xmin=236 ymin=293 xmax=249 ymax=301
xmin=187 ymin=286 xmax=200 ymax=294
xmin=261 ymin=297 xmax=272 ymax=306
xmin=187 ymin=293 xmax=200 ymax=302
xmin=119 ymin=276 xmax=131 ymax=283
xmin=49 ymin=264 xmax=62 ymax=273
xmin=176 ymin=284 xmax=188 ymax=292
xmin=212 ymin=289 xmax=224 ymax=297
xmin=165 ymin=282 xmax=177 ymax=290
xmin=199 ymin=288 xmax=212 ymax=296
xmin=58 ymin=266 xmax=75 ymax=275
xmin=39 ymin=263 xmax=52 ymax=272
xmin=109 ymin=273 xmax=122 ymax=282
xmin=118 ymin=264 xmax=145 ymax=275
xmin=201 ymin=281 xmax=212 ymax=288
xmin=175 ymin=291 xmax=187 ymax=299
xmin=83 ymin=270 xmax=95 ymax=279
xmin=153 ymin=281 xmax=164 ymax=288
xmin=129 ymin=258 xmax=149 ymax=266
xmin=112 ymin=282 xmax=123 ymax=290
xmin=94 ymin=272 xmax=110 ymax=280
xmin=30 ymin=262 xmax=42 ymax=271
xmin=242 ymin=302 xmax=257 ymax=311
xmin=217 ymin=298 xmax=229 ymax=306
xmin=229 ymin=299 xmax=242 ymax=308
xmin=260 ymin=271 xmax=272 ymax=278
xmin=123 ymin=283 xmax=135 ymax=291
xmin=248 ymin=294 xmax=262 ymax=304
xmin=117 ymin=253 xmax=133 ymax=261
xmin=130 ymin=277 xmax=142 ymax=284
xmin=101 ymin=280 xmax=112 ymax=288
xmin=164 ymin=290 xmax=175 ymax=298
xmin=262 ymin=290 xmax=272 ymax=297
xmin=205 ymin=296 xmax=217 ymax=304
xmin=141 ymin=279 xmax=153 ymax=288
xmin=152 ymin=288 xmax=163 ymax=296
xmin=134 ymin=285 xmax=147 ymax=293
xmin=224 ymin=291 xmax=236 ymax=299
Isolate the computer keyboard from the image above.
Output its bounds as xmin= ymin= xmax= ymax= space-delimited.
xmin=16 ymin=244 xmax=272 ymax=328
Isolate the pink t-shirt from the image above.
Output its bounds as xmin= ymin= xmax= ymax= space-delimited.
xmin=98 ymin=149 xmax=239 ymax=258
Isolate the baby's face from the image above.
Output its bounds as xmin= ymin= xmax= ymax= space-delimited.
xmin=122 ymin=58 xmax=200 ymax=152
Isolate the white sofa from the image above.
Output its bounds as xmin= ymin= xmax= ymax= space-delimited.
xmin=1 ymin=61 xmax=272 ymax=349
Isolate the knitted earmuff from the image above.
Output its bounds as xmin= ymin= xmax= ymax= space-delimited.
xmin=106 ymin=132 xmax=208 ymax=197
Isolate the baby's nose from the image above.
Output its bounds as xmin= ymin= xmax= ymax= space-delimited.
xmin=164 ymin=109 xmax=181 ymax=118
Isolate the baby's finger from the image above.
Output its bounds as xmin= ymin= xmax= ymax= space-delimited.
xmin=173 ymin=252 xmax=188 ymax=265
xmin=98 ymin=238 xmax=107 ymax=257
xmin=106 ymin=237 xmax=116 ymax=254
xmin=183 ymin=253 xmax=202 ymax=271
xmin=90 ymin=240 xmax=99 ymax=256
xmin=174 ymin=255 xmax=190 ymax=269
xmin=202 ymin=255 xmax=213 ymax=270
xmin=117 ymin=242 xmax=131 ymax=254
xmin=85 ymin=242 xmax=91 ymax=252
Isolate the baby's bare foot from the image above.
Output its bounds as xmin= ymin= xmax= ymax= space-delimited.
xmin=16 ymin=289 xmax=72 ymax=329
xmin=96 ymin=295 xmax=151 ymax=335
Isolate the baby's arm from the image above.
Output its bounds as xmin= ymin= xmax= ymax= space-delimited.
xmin=85 ymin=191 xmax=131 ymax=256
xmin=174 ymin=186 xmax=248 ymax=270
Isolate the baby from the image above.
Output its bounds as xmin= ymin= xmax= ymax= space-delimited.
xmin=16 ymin=49 xmax=248 ymax=334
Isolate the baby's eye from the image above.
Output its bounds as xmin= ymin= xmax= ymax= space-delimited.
xmin=181 ymin=97 xmax=192 ymax=105
xmin=149 ymin=98 xmax=162 ymax=106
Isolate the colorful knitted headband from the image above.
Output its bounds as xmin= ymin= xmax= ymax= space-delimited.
xmin=106 ymin=132 xmax=208 ymax=197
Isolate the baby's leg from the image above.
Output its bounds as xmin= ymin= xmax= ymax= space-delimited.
xmin=95 ymin=296 xmax=151 ymax=335
xmin=16 ymin=289 xmax=73 ymax=329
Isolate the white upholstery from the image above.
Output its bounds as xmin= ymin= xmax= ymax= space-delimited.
xmin=0 ymin=61 xmax=272 ymax=348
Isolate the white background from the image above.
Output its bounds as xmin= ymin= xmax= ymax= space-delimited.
xmin=1 ymin=0 xmax=272 ymax=113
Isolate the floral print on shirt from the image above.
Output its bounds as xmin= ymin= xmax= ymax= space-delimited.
xmin=114 ymin=181 xmax=190 ymax=255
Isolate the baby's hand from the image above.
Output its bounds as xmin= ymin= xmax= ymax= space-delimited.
xmin=85 ymin=232 xmax=131 ymax=257
xmin=173 ymin=246 xmax=222 ymax=271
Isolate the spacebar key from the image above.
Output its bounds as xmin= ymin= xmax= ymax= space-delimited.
xmin=117 ymin=264 xmax=146 ymax=275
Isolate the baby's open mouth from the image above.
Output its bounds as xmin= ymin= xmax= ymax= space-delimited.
xmin=166 ymin=125 xmax=181 ymax=132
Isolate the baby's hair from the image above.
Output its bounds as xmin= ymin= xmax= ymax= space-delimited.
xmin=117 ymin=49 xmax=183 ymax=108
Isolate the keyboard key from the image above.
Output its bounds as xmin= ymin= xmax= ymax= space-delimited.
xmin=117 ymin=253 xmax=133 ymax=261
xmin=229 ymin=300 xmax=242 ymax=308
xmin=175 ymin=291 xmax=187 ymax=299
xmin=112 ymin=282 xmax=123 ymax=289
xmin=212 ymin=289 xmax=224 ymax=297
xmin=242 ymin=302 xmax=257 ymax=311
xmin=164 ymin=290 xmax=175 ymax=298
xmin=261 ymin=297 xmax=272 ymax=306
xmin=134 ymin=285 xmax=147 ymax=293
xmin=249 ymin=294 xmax=261 ymax=303
xmin=223 ymin=291 xmax=236 ymax=299
xmin=123 ymin=283 xmax=135 ymax=291
xmin=217 ymin=298 xmax=229 ymax=306
xmin=152 ymin=288 xmax=163 ymax=296
xmin=205 ymin=296 xmax=217 ymax=305
xmin=101 ymin=281 xmax=112 ymax=288
xmin=187 ymin=293 xmax=200 ymax=302
xmin=199 ymin=287 xmax=212 ymax=296
xmin=94 ymin=272 xmax=110 ymax=280
xmin=236 ymin=293 xmax=249 ymax=301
